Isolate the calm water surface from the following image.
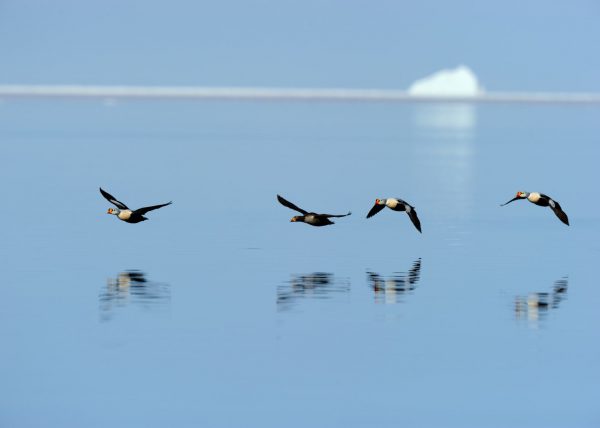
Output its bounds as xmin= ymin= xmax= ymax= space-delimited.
xmin=1 ymin=100 xmax=599 ymax=427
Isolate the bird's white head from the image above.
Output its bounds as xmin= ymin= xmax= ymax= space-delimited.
xmin=375 ymin=198 xmax=386 ymax=205
xmin=107 ymin=207 xmax=120 ymax=215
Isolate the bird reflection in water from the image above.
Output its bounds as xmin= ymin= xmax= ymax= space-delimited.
xmin=515 ymin=277 xmax=568 ymax=326
xmin=277 ymin=272 xmax=350 ymax=311
xmin=367 ymin=258 xmax=422 ymax=304
xmin=99 ymin=270 xmax=170 ymax=321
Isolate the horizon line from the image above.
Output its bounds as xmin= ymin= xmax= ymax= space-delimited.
xmin=1 ymin=84 xmax=600 ymax=104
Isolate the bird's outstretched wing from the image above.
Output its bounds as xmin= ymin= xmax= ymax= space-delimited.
xmin=366 ymin=204 xmax=385 ymax=219
xmin=323 ymin=212 xmax=352 ymax=218
xmin=548 ymin=199 xmax=569 ymax=226
xmin=501 ymin=196 xmax=521 ymax=206
xmin=134 ymin=202 xmax=172 ymax=216
xmin=99 ymin=187 xmax=129 ymax=209
xmin=407 ymin=208 xmax=422 ymax=233
xmin=277 ymin=195 xmax=308 ymax=215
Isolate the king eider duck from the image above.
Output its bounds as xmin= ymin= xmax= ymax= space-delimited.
xmin=277 ymin=194 xmax=351 ymax=227
xmin=501 ymin=192 xmax=569 ymax=225
xmin=100 ymin=187 xmax=172 ymax=224
xmin=366 ymin=198 xmax=422 ymax=233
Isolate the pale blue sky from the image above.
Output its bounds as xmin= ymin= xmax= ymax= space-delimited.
xmin=1 ymin=0 xmax=599 ymax=91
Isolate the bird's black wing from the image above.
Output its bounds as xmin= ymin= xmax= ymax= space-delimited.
xmin=366 ymin=204 xmax=385 ymax=218
xmin=99 ymin=187 xmax=129 ymax=209
xmin=500 ymin=196 xmax=520 ymax=206
xmin=548 ymin=199 xmax=569 ymax=226
xmin=134 ymin=201 xmax=172 ymax=216
xmin=322 ymin=211 xmax=352 ymax=218
xmin=407 ymin=208 xmax=422 ymax=233
xmin=277 ymin=195 xmax=308 ymax=215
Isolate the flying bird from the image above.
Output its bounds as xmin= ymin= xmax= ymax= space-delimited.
xmin=501 ymin=191 xmax=569 ymax=225
xmin=366 ymin=198 xmax=422 ymax=233
xmin=100 ymin=187 xmax=172 ymax=224
xmin=277 ymin=194 xmax=351 ymax=227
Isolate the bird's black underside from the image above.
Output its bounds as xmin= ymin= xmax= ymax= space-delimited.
xmin=124 ymin=215 xmax=148 ymax=224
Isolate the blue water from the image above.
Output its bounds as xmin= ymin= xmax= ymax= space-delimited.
xmin=1 ymin=100 xmax=599 ymax=427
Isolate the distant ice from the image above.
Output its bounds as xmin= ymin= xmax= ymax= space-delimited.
xmin=409 ymin=66 xmax=480 ymax=133
xmin=408 ymin=65 xmax=484 ymax=97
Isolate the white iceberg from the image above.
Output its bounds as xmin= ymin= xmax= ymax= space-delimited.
xmin=408 ymin=65 xmax=484 ymax=97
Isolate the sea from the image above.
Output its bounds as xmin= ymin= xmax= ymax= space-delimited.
xmin=1 ymin=99 xmax=598 ymax=427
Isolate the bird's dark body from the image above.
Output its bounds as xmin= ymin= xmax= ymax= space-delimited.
xmin=302 ymin=214 xmax=335 ymax=227
xmin=532 ymin=194 xmax=551 ymax=207
xmin=389 ymin=205 xmax=408 ymax=212
xmin=277 ymin=194 xmax=351 ymax=227
xmin=123 ymin=215 xmax=148 ymax=224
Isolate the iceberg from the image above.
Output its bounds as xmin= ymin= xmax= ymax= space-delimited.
xmin=408 ymin=65 xmax=484 ymax=97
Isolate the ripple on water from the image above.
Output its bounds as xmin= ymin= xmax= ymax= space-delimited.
xmin=99 ymin=270 xmax=170 ymax=321
xmin=514 ymin=276 xmax=568 ymax=328
xmin=367 ymin=258 xmax=422 ymax=304
xmin=277 ymin=272 xmax=350 ymax=311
